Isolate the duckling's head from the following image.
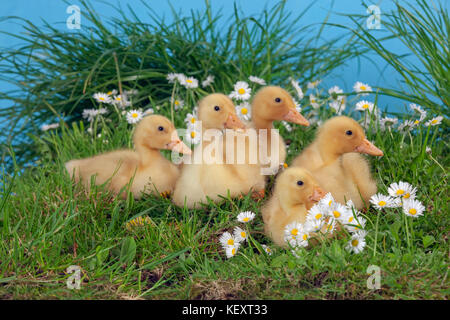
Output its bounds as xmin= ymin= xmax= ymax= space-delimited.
xmin=197 ymin=93 xmax=246 ymax=130
xmin=317 ymin=116 xmax=383 ymax=158
xmin=251 ymin=86 xmax=309 ymax=126
xmin=275 ymin=167 xmax=326 ymax=212
xmin=133 ymin=115 xmax=191 ymax=154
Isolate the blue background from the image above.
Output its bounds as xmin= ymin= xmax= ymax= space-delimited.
xmin=0 ymin=0 xmax=435 ymax=113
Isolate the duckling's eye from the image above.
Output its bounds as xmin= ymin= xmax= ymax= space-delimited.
xmin=214 ymin=106 xmax=220 ymax=111
xmin=297 ymin=180 xmax=304 ymax=186
xmin=158 ymin=126 xmax=164 ymax=131
xmin=275 ymin=97 xmax=282 ymax=103
xmin=346 ymin=130 xmax=353 ymax=136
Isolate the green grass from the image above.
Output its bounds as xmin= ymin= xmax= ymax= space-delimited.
xmin=0 ymin=94 xmax=448 ymax=299
xmin=0 ymin=0 xmax=449 ymax=300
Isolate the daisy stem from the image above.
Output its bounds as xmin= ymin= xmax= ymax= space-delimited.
xmin=170 ymin=83 xmax=176 ymax=124
xmin=372 ymin=210 xmax=380 ymax=257
xmin=404 ymin=211 xmax=411 ymax=251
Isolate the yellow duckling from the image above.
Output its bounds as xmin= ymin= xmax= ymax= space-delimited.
xmin=65 ymin=115 xmax=191 ymax=199
xmin=171 ymin=93 xmax=246 ymax=208
xmin=220 ymin=86 xmax=311 ymax=200
xmin=291 ymin=116 xmax=383 ymax=209
xmin=262 ymin=167 xmax=326 ymax=247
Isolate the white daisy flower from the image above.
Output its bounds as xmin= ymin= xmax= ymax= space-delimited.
xmin=185 ymin=125 xmax=201 ymax=145
xmin=388 ymin=197 xmax=403 ymax=208
xmin=124 ymin=89 xmax=138 ymax=96
xmin=304 ymin=219 xmax=324 ymax=233
xmin=380 ymin=117 xmax=398 ymax=131
xmin=184 ymin=112 xmax=198 ymax=126
xmin=106 ymin=89 xmax=118 ymax=96
xmin=236 ymin=102 xmax=251 ymax=121
xmin=290 ymin=77 xmax=304 ymax=99
xmin=93 ymin=92 xmax=113 ymax=104
xmin=426 ymin=146 xmax=432 ymax=154
xmin=167 ymin=73 xmax=185 ymax=84
xmin=346 ymin=199 xmax=356 ymax=211
xmin=355 ymin=100 xmax=375 ymax=112
xmin=282 ymin=121 xmax=293 ymax=132
xmin=237 ymin=211 xmax=255 ymax=223
xmin=330 ymin=203 xmax=350 ymax=222
xmin=346 ymin=231 xmax=367 ymax=254
xmin=180 ymin=76 xmax=199 ymax=89
xmin=353 ymin=81 xmax=372 ymax=96
xmin=293 ymin=98 xmax=302 ymax=113
xmin=320 ymin=192 xmax=336 ymax=211
xmin=126 ymin=109 xmax=143 ymax=124
xmin=225 ymin=244 xmax=240 ymax=259
xmin=388 ymin=181 xmax=416 ymax=200
xmin=306 ymin=203 xmax=326 ymax=223
xmin=229 ymin=81 xmax=251 ymax=101
xmin=370 ymin=193 xmax=394 ymax=210
xmin=284 ymin=221 xmax=302 ymax=244
xmin=344 ymin=215 xmax=367 ymax=233
xmin=249 ymin=75 xmax=266 ymax=85
xmin=40 ymin=123 xmax=60 ymax=131
xmin=296 ymin=229 xmax=309 ymax=248
xmin=402 ymin=199 xmax=425 ymax=218
xmin=409 ymin=104 xmax=427 ymax=121
xmin=219 ymin=231 xmax=239 ymax=248
xmin=112 ymin=94 xmax=131 ymax=108
xmin=329 ymin=99 xmax=346 ymax=114
xmin=233 ymin=226 xmax=248 ymax=243
xmin=82 ymin=108 xmax=106 ymax=122
xmin=398 ymin=120 xmax=416 ymax=132
xmin=322 ymin=218 xmax=337 ymax=234
xmin=425 ymin=116 xmax=443 ymax=127
xmin=307 ymin=80 xmax=321 ymax=90
xmin=262 ymin=244 xmax=272 ymax=255
xmin=309 ymin=94 xmax=320 ymax=109
xmin=171 ymin=97 xmax=184 ymax=110
xmin=201 ymin=75 xmax=214 ymax=87
xmin=143 ymin=108 xmax=154 ymax=116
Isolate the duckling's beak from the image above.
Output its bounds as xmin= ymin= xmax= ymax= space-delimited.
xmin=167 ymin=133 xmax=192 ymax=155
xmin=282 ymin=109 xmax=310 ymax=126
xmin=225 ymin=113 xmax=246 ymax=129
xmin=355 ymin=138 xmax=383 ymax=156
xmin=308 ymin=186 xmax=326 ymax=202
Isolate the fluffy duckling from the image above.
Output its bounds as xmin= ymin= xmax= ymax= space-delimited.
xmin=219 ymin=86 xmax=311 ymax=200
xmin=172 ymin=94 xmax=246 ymax=208
xmin=262 ymin=167 xmax=326 ymax=247
xmin=65 ymin=115 xmax=191 ymax=199
xmin=291 ymin=116 xmax=383 ymax=209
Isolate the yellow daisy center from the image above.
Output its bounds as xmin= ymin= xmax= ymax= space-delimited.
xmin=333 ymin=210 xmax=341 ymax=218
xmin=409 ymin=208 xmax=417 ymax=215
xmin=315 ymin=213 xmax=322 ymax=220
xmin=360 ymin=85 xmax=366 ymax=91
xmin=116 ymin=97 xmax=121 ymax=101
xmin=132 ymin=113 xmax=138 ymax=118
xmin=363 ymin=104 xmax=369 ymax=109
xmin=328 ymin=200 xmax=332 ymax=206
xmin=266 ymin=248 xmax=271 ymax=252
xmin=403 ymin=193 xmax=410 ymax=199
xmin=396 ymin=189 xmax=405 ymax=195
xmin=241 ymin=108 xmax=248 ymax=115
xmin=243 ymin=217 xmax=249 ymax=222
xmin=232 ymin=248 xmax=236 ymax=255
xmin=175 ymin=100 xmax=179 ymax=105
xmin=186 ymin=79 xmax=193 ymax=83
xmin=283 ymin=163 xmax=288 ymax=168
xmin=414 ymin=120 xmax=419 ymax=124
xmin=190 ymin=118 xmax=196 ymax=124
xmin=291 ymin=228 xmax=298 ymax=236
xmin=351 ymin=239 xmax=359 ymax=247
xmin=302 ymin=234 xmax=308 ymax=241
xmin=190 ymin=131 xmax=196 ymax=138
xmin=238 ymin=88 xmax=246 ymax=95
xmin=431 ymin=119 xmax=438 ymax=124
xmin=378 ymin=200 xmax=386 ymax=206
xmin=99 ymin=97 xmax=105 ymax=101
xmin=240 ymin=231 xmax=246 ymax=238
xmin=227 ymin=239 xmax=234 ymax=246
xmin=348 ymin=216 xmax=354 ymax=223
xmin=107 ymin=91 xmax=112 ymax=95
xmin=311 ymin=99 xmax=316 ymax=103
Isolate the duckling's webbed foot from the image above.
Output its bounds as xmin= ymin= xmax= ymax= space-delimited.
xmin=251 ymin=189 xmax=265 ymax=201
